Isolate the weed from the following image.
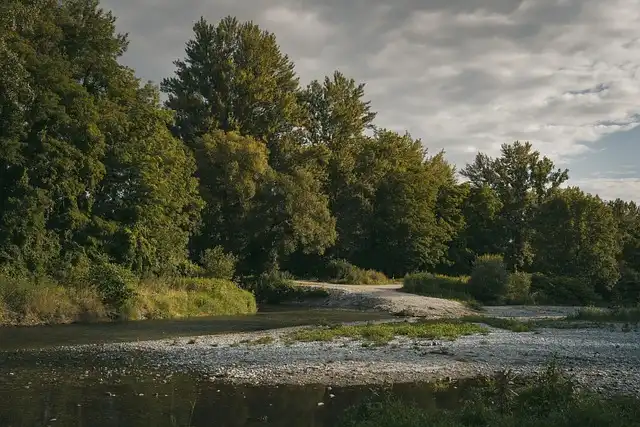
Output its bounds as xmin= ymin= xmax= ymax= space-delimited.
xmin=285 ymin=320 xmax=487 ymax=345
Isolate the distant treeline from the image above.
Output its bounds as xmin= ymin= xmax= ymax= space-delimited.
xmin=1 ymin=1 xmax=638 ymax=306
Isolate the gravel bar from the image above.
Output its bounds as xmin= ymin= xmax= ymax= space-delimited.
xmin=37 ymin=320 xmax=640 ymax=397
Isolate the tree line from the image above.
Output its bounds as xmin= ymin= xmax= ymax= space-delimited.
xmin=1 ymin=1 xmax=638 ymax=305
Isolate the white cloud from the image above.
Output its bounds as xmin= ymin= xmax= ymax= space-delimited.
xmin=572 ymin=178 xmax=640 ymax=202
xmin=102 ymin=0 xmax=640 ymax=199
xmin=360 ymin=0 xmax=640 ymax=163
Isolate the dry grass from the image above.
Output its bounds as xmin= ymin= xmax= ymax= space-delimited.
xmin=0 ymin=274 xmax=256 ymax=326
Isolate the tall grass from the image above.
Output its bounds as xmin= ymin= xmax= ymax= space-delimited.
xmin=286 ymin=320 xmax=487 ymax=344
xmin=324 ymin=259 xmax=389 ymax=285
xmin=402 ymin=273 xmax=482 ymax=310
xmin=338 ymin=363 xmax=640 ymax=427
xmin=0 ymin=274 xmax=256 ymax=326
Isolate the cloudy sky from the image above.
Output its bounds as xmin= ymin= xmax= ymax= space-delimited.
xmin=102 ymin=0 xmax=640 ymax=202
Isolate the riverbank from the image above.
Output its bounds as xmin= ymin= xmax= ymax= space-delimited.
xmin=11 ymin=318 xmax=640 ymax=397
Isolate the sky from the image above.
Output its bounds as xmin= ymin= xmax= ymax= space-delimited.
xmin=102 ymin=0 xmax=640 ymax=202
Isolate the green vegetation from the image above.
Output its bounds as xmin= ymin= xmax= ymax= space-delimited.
xmin=285 ymin=320 xmax=487 ymax=344
xmin=401 ymin=273 xmax=482 ymax=310
xmin=0 ymin=274 xmax=256 ymax=325
xmin=463 ymin=315 xmax=533 ymax=332
xmin=337 ymin=364 xmax=640 ymax=427
xmin=242 ymin=271 xmax=329 ymax=304
xmin=1 ymin=0 xmax=639 ymax=326
xmin=323 ymin=259 xmax=389 ymax=285
xmin=568 ymin=306 xmax=640 ymax=323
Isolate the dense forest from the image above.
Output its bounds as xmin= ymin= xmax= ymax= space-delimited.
xmin=1 ymin=0 xmax=639 ymax=323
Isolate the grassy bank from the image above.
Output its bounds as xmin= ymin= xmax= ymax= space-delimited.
xmin=338 ymin=364 xmax=640 ymax=427
xmin=568 ymin=306 xmax=640 ymax=323
xmin=402 ymin=273 xmax=482 ymax=310
xmin=286 ymin=320 xmax=488 ymax=344
xmin=0 ymin=275 xmax=256 ymax=326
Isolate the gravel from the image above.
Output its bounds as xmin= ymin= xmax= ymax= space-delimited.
xmin=47 ymin=320 xmax=640 ymax=397
xmin=293 ymin=282 xmax=474 ymax=318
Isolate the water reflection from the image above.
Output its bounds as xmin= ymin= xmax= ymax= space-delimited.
xmin=0 ymin=366 xmax=466 ymax=427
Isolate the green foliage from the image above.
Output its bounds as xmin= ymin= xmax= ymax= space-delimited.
xmin=462 ymin=141 xmax=569 ymax=271
xmin=531 ymin=273 xmax=602 ymax=306
xmin=532 ymin=187 xmax=621 ymax=298
xmin=507 ymin=272 xmax=534 ymax=304
xmin=468 ymin=254 xmax=509 ymax=304
xmin=89 ymin=262 xmax=136 ymax=313
xmin=242 ymin=271 xmax=329 ymax=304
xmin=1 ymin=3 xmax=639 ymax=320
xmin=463 ymin=315 xmax=533 ymax=332
xmin=402 ymin=273 xmax=472 ymax=301
xmin=324 ymin=259 xmax=388 ymax=285
xmin=127 ymin=278 xmax=256 ymax=320
xmin=338 ymin=364 xmax=640 ymax=427
xmin=286 ymin=320 xmax=487 ymax=345
xmin=200 ymin=246 xmax=237 ymax=280
xmin=0 ymin=272 xmax=106 ymax=325
xmin=568 ymin=306 xmax=640 ymax=323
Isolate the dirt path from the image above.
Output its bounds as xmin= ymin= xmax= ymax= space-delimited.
xmin=294 ymin=281 xmax=582 ymax=319
xmin=294 ymin=281 xmax=474 ymax=318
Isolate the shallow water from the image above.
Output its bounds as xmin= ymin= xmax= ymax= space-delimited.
xmin=0 ymin=360 xmax=467 ymax=427
xmin=0 ymin=307 xmax=391 ymax=351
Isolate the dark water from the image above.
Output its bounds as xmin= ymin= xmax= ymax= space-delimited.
xmin=0 ymin=308 xmax=450 ymax=426
xmin=0 ymin=362 xmax=467 ymax=427
xmin=0 ymin=307 xmax=391 ymax=351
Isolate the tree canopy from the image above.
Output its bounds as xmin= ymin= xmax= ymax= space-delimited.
xmin=1 ymin=4 xmax=638 ymax=307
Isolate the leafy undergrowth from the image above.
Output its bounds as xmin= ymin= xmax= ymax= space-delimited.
xmin=324 ymin=259 xmax=389 ymax=285
xmin=567 ymin=306 xmax=640 ymax=323
xmin=285 ymin=320 xmax=488 ymax=345
xmin=0 ymin=274 xmax=257 ymax=326
xmin=462 ymin=315 xmax=534 ymax=332
xmin=401 ymin=273 xmax=483 ymax=310
xmin=338 ymin=363 xmax=640 ymax=427
xmin=242 ymin=271 xmax=330 ymax=304
xmin=125 ymin=278 xmax=257 ymax=320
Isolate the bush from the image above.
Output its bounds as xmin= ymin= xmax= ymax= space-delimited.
xmin=89 ymin=263 xmax=137 ymax=314
xmin=469 ymin=254 xmax=509 ymax=304
xmin=531 ymin=273 xmax=602 ymax=306
xmin=403 ymin=273 xmax=471 ymax=300
xmin=200 ymin=246 xmax=237 ymax=280
xmin=128 ymin=278 xmax=256 ymax=320
xmin=324 ymin=259 xmax=388 ymax=285
xmin=506 ymin=272 xmax=533 ymax=304
xmin=613 ymin=265 xmax=640 ymax=305
xmin=0 ymin=273 xmax=106 ymax=325
xmin=242 ymin=270 xmax=328 ymax=304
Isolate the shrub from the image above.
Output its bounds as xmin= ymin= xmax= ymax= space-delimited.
xmin=89 ymin=263 xmax=137 ymax=314
xmin=531 ymin=273 xmax=602 ymax=306
xmin=506 ymin=272 xmax=533 ymax=304
xmin=129 ymin=278 xmax=256 ymax=320
xmin=200 ymin=246 xmax=237 ymax=280
xmin=0 ymin=273 xmax=106 ymax=325
xmin=403 ymin=273 xmax=471 ymax=300
xmin=242 ymin=270 xmax=328 ymax=304
xmin=469 ymin=254 xmax=509 ymax=304
xmin=613 ymin=265 xmax=640 ymax=305
xmin=324 ymin=259 xmax=388 ymax=285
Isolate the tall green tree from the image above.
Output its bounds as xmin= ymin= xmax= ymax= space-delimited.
xmin=461 ymin=141 xmax=569 ymax=271
xmin=161 ymin=16 xmax=303 ymax=162
xmin=438 ymin=184 xmax=504 ymax=275
xmin=297 ymin=72 xmax=378 ymax=260
xmin=342 ymin=130 xmax=462 ymax=276
xmin=0 ymin=0 xmax=202 ymax=277
xmin=608 ymin=199 xmax=640 ymax=302
xmin=532 ymin=187 xmax=621 ymax=297
xmin=191 ymin=130 xmax=335 ymax=274
xmin=162 ymin=17 xmax=336 ymax=274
